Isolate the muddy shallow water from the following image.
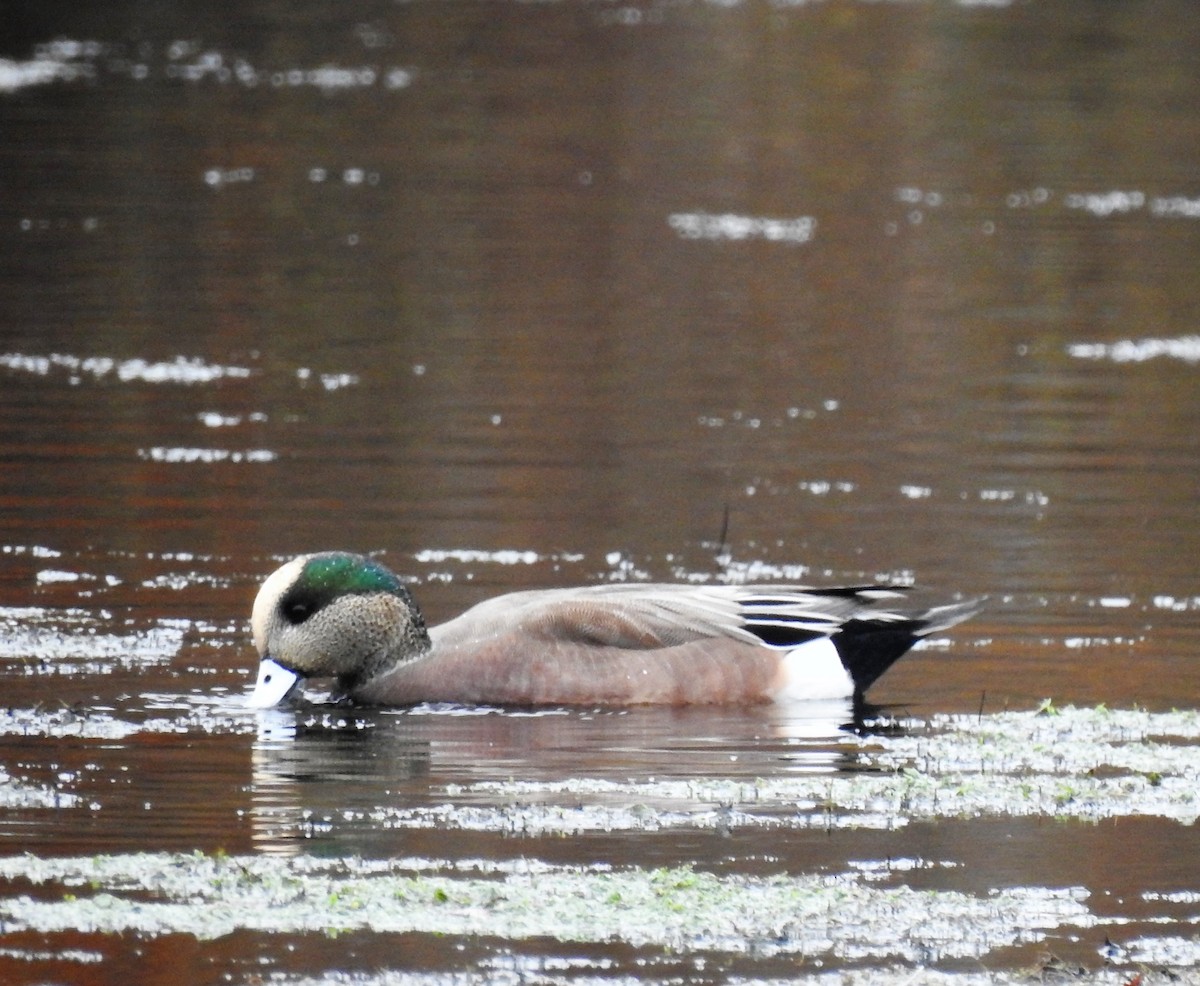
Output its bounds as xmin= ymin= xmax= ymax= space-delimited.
xmin=3 ymin=0 xmax=1200 ymax=983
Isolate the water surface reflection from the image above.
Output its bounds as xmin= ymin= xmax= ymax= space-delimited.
xmin=3 ymin=0 xmax=1200 ymax=980
xmin=248 ymin=700 xmax=868 ymax=855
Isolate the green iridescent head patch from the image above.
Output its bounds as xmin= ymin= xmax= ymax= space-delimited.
xmin=281 ymin=552 xmax=408 ymax=626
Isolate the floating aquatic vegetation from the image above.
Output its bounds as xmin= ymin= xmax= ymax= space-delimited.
xmin=261 ymin=968 xmax=1182 ymax=986
xmin=337 ymin=706 xmax=1200 ymax=833
xmin=7 ymin=701 xmax=1198 ymax=828
xmin=0 ymin=851 xmax=1096 ymax=962
xmin=0 ymin=706 xmax=1196 ymax=981
xmin=0 ymin=772 xmax=81 ymax=810
xmin=0 ymin=699 xmax=263 ymax=741
xmin=0 ymin=607 xmax=186 ymax=673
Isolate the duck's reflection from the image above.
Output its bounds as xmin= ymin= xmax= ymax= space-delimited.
xmin=249 ymin=699 xmax=903 ymax=855
xmin=250 ymin=707 xmax=432 ymax=854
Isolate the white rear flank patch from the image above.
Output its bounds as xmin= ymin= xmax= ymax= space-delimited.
xmin=770 ymin=637 xmax=854 ymax=702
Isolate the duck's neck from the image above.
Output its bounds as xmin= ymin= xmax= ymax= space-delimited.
xmin=341 ymin=616 xmax=433 ymax=691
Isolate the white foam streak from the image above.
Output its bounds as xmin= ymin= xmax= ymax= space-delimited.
xmin=1067 ymin=335 xmax=1200 ymax=365
xmin=668 ymin=211 xmax=817 ymax=244
xmin=0 ymin=353 xmax=253 ymax=384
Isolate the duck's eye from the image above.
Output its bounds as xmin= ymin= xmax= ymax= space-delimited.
xmin=285 ymin=601 xmax=315 ymax=624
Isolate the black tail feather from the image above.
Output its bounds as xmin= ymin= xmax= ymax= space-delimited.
xmin=832 ymin=597 xmax=982 ymax=697
xmin=831 ymin=624 xmax=923 ymax=697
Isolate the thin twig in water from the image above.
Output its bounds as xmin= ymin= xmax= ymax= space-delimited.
xmin=715 ymin=502 xmax=731 ymax=579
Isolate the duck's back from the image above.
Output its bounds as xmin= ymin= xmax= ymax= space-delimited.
xmin=348 ymin=582 xmax=963 ymax=706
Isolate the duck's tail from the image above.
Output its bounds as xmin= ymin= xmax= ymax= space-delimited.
xmin=833 ymin=595 xmax=983 ymax=698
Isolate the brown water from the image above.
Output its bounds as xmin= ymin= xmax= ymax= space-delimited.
xmin=2 ymin=0 xmax=1200 ymax=982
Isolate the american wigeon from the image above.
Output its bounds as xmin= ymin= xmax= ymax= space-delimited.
xmin=245 ymin=552 xmax=980 ymax=708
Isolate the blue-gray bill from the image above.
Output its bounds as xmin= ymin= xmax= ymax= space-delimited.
xmin=246 ymin=658 xmax=302 ymax=708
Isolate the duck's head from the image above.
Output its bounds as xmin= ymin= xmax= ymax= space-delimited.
xmin=245 ymin=552 xmax=430 ymax=708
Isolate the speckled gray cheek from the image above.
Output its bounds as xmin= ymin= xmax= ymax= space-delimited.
xmin=267 ymin=593 xmax=423 ymax=683
xmin=275 ymin=608 xmax=351 ymax=676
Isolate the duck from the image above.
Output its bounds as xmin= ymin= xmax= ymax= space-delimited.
xmin=245 ymin=551 xmax=981 ymax=709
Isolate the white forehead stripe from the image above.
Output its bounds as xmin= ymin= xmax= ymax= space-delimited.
xmin=251 ymin=556 xmax=308 ymax=654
